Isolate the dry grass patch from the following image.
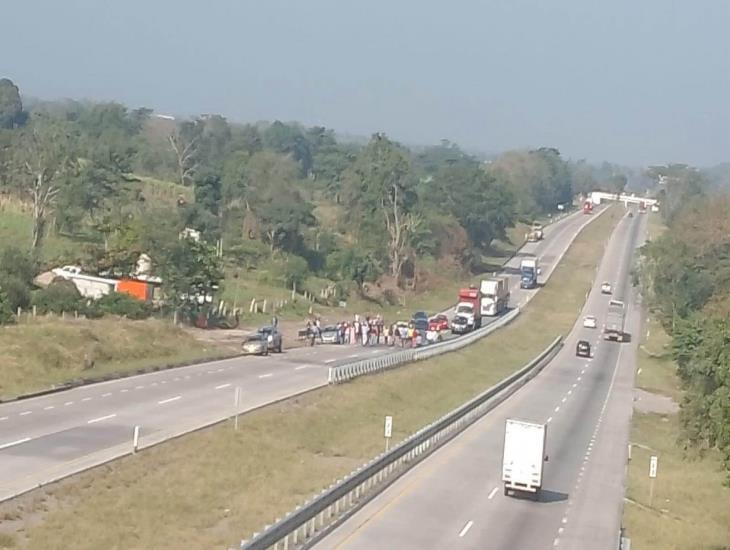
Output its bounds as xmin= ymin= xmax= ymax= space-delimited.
xmin=624 ymin=413 xmax=730 ymax=549
xmin=5 ymin=208 xmax=621 ymax=549
xmin=0 ymin=317 xmax=223 ymax=398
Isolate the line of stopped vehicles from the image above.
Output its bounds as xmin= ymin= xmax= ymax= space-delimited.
xmin=239 ymin=254 xmax=545 ymax=356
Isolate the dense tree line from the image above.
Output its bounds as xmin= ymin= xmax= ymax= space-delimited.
xmin=0 ymin=77 xmax=626 ymax=318
xmin=639 ymin=173 xmax=730 ymax=483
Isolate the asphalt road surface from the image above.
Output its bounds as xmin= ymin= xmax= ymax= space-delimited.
xmin=0 ymin=208 xmax=604 ymax=503
xmin=316 ymin=208 xmax=646 ymax=550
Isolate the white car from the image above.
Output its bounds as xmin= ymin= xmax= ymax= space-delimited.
xmin=601 ymin=282 xmax=612 ymax=294
xmin=583 ymin=315 xmax=597 ymax=329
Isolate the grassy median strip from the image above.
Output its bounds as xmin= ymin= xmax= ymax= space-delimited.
xmin=623 ymin=317 xmax=730 ymax=549
xmin=0 ymin=208 xmax=620 ymax=550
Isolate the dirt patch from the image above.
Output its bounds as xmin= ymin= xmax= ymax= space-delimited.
xmin=633 ymin=388 xmax=679 ymax=414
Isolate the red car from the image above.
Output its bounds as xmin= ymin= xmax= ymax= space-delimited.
xmin=428 ymin=315 xmax=449 ymax=331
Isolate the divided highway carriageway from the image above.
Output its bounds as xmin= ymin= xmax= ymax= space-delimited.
xmin=315 ymin=208 xmax=646 ymax=550
xmin=0 ymin=207 xmax=606 ymax=503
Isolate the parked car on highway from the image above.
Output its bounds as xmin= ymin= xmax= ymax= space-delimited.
xmin=601 ymin=282 xmax=612 ymax=294
xmin=242 ymin=334 xmax=269 ymax=356
xmin=450 ymin=315 xmax=471 ymax=334
xmin=320 ymin=325 xmax=341 ymax=344
xmin=428 ymin=314 xmax=449 ymax=332
xmin=258 ymin=326 xmax=283 ymax=353
xmin=413 ymin=318 xmax=428 ymax=345
xmin=583 ymin=315 xmax=597 ymax=329
xmin=412 ymin=311 xmax=429 ymax=323
xmin=576 ymin=340 xmax=591 ymax=357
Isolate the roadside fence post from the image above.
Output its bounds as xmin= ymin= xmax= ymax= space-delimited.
xmin=132 ymin=425 xmax=140 ymax=453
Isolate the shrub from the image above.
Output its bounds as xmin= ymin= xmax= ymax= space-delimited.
xmin=281 ymin=256 xmax=309 ymax=288
xmin=95 ymin=292 xmax=152 ymax=320
xmin=32 ymin=280 xmax=84 ymax=315
xmin=0 ymin=286 xmax=14 ymax=324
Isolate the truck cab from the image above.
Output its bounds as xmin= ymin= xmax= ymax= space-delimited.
xmin=457 ymin=288 xmax=483 ymax=329
xmin=520 ymin=257 xmax=539 ymax=289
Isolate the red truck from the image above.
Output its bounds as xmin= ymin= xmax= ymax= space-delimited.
xmin=583 ymin=201 xmax=593 ymax=214
xmin=455 ymin=287 xmax=483 ymax=330
xmin=638 ymin=201 xmax=647 ymax=213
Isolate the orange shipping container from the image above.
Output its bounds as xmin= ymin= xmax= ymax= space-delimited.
xmin=116 ymin=279 xmax=150 ymax=302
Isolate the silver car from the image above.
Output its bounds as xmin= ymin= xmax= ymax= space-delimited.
xmin=320 ymin=326 xmax=341 ymax=344
xmin=242 ymin=334 xmax=269 ymax=355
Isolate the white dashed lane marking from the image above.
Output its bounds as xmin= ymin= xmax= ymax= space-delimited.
xmin=258 ymin=373 xmax=273 ymax=379
xmin=0 ymin=437 xmax=32 ymax=451
xmin=215 ymin=383 xmax=231 ymax=390
xmin=19 ymin=411 xmax=32 ymax=416
xmin=87 ymin=413 xmax=116 ymax=424
xmin=158 ymin=396 xmax=182 ymax=405
xmin=458 ymin=520 xmax=474 ymax=538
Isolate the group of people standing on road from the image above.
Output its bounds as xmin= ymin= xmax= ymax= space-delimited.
xmin=304 ymin=315 xmax=422 ymax=348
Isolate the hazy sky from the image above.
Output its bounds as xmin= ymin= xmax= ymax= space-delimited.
xmin=2 ymin=0 xmax=729 ymax=166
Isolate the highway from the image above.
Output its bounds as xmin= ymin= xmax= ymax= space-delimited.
xmin=316 ymin=208 xmax=646 ymax=550
xmin=0 ymin=208 xmax=604 ymax=503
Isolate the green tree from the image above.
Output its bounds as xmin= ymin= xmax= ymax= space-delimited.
xmin=262 ymin=121 xmax=313 ymax=175
xmin=245 ymin=151 xmax=315 ymax=253
xmin=342 ymin=134 xmax=419 ymax=282
xmin=0 ymin=246 xmax=36 ymax=311
xmin=0 ymin=78 xmax=26 ymax=129
xmin=429 ymin=163 xmax=515 ymax=250
xmin=158 ymin=236 xmax=223 ymax=320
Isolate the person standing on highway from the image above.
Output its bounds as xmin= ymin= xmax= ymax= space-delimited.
xmin=361 ymin=319 xmax=369 ymax=346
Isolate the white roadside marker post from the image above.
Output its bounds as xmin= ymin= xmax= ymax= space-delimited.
xmin=234 ymin=387 xmax=241 ymax=430
xmin=649 ymin=455 xmax=658 ymax=507
xmin=132 ymin=425 xmax=140 ymax=454
xmin=384 ymin=415 xmax=393 ymax=453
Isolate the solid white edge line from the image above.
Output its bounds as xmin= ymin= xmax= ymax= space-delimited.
xmin=0 ymin=437 xmax=32 ymax=451
xmin=458 ymin=520 xmax=475 ymax=537
xmin=158 ymin=396 xmax=182 ymax=405
xmin=488 ymin=486 xmax=499 ymax=500
xmin=87 ymin=413 xmax=116 ymax=424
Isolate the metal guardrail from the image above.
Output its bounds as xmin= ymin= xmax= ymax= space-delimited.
xmin=328 ymin=308 xmax=521 ymax=384
xmin=240 ymin=335 xmax=563 ymax=550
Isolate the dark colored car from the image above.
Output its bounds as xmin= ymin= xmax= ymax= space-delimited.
xmin=412 ymin=311 xmax=429 ymax=323
xmin=258 ymin=326 xmax=283 ymax=353
xmin=576 ymin=340 xmax=591 ymax=358
xmin=413 ymin=318 xmax=428 ymax=343
xmin=451 ymin=315 xmax=471 ymax=334
xmin=428 ymin=315 xmax=449 ymax=332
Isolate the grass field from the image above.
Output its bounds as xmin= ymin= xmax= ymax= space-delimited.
xmin=0 ymin=317 xmax=225 ymax=399
xmin=0 ymin=206 xmax=621 ymax=550
xmin=622 ymin=215 xmax=730 ymax=550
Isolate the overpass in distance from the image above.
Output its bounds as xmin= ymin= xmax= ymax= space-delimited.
xmin=590 ymin=191 xmax=659 ymax=208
